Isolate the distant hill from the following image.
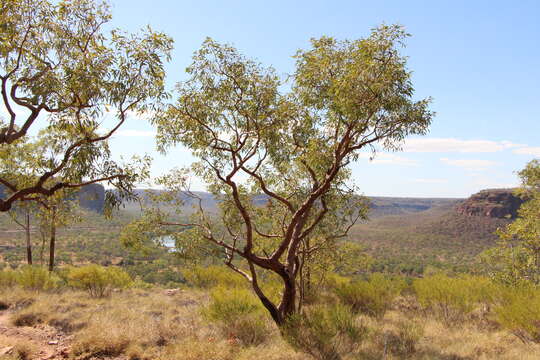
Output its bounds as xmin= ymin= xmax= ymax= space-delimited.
xmin=114 ymin=188 xmax=525 ymax=275
xmin=368 ymin=196 xmax=460 ymax=217
xmin=0 ymin=185 xmax=524 ymax=275
xmin=0 ymin=183 xmax=105 ymax=213
xmin=76 ymin=184 xmax=105 ymax=213
xmin=350 ymin=191 xmax=517 ymax=274
xmin=120 ymin=188 xmax=462 ymax=217
xmin=456 ymin=188 xmax=523 ymax=219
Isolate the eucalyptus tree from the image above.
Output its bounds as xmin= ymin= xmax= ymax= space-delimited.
xmin=127 ymin=25 xmax=433 ymax=325
xmin=0 ymin=0 xmax=172 ymax=212
xmin=481 ymin=160 xmax=540 ymax=285
xmin=1 ymin=134 xmax=51 ymax=265
xmin=35 ymin=189 xmax=83 ymax=271
xmin=7 ymin=200 xmax=37 ymax=264
xmin=2 ymin=131 xmax=92 ymax=268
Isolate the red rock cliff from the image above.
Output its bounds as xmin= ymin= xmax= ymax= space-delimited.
xmin=456 ymin=189 xmax=524 ymax=219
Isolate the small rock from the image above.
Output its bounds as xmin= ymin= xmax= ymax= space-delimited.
xmin=48 ymin=340 xmax=59 ymax=345
xmin=0 ymin=346 xmax=13 ymax=355
xmin=164 ymin=288 xmax=181 ymax=296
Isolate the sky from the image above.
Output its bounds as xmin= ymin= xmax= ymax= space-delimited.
xmin=10 ymin=0 xmax=540 ymax=198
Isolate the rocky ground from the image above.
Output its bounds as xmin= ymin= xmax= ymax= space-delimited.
xmin=0 ymin=309 xmax=70 ymax=359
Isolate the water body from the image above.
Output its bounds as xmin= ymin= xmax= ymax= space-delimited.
xmin=158 ymin=236 xmax=176 ymax=249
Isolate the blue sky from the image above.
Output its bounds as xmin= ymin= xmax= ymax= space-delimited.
xmin=14 ymin=0 xmax=540 ymax=198
xmin=104 ymin=0 xmax=540 ymax=198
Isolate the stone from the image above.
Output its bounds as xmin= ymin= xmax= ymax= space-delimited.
xmin=456 ymin=189 xmax=524 ymax=219
xmin=0 ymin=346 xmax=13 ymax=356
xmin=164 ymin=288 xmax=181 ymax=296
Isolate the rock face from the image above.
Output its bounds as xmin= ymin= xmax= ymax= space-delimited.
xmin=76 ymin=184 xmax=105 ymax=213
xmin=456 ymin=189 xmax=524 ymax=219
xmin=0 ymin=183 xmax=105 ymax=213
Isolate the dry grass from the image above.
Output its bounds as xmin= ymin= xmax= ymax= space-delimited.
xmin=0 ymin=335 xmax=38 ymax=360
xmin=353 ymin=310 xmax=540 ymax=360
xmin=1 ymin=288 xmax=540 ymax=359
xmin=70 ymin=290 xmax=207 ymax=358
xmin=7 ymin=290 xmax=92 ymax=332
xmin=416 ymin=315 xmax=540 ymax=360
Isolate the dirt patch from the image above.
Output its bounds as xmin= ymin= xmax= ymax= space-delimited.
xmin=0 ymin=310 xmax=71 ymax=359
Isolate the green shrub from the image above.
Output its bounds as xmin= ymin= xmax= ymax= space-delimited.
xmin=225 ymin=314 xmax=268 ymax=346
xmin=324 ymin=272 xmax=351 ymax=290
xmin=182 ymin=265 xmax=246 ymax=289
xmin=203 ymin=286 xmax=263 ymax=321
xmin=132 ymin=275 xmax=154 ymax=289
xmin=68 ymin=265 xmax=132 ymax=297
xmin=495 ymin=286 xmax=540 ymax=343
xmin=283 ymin=303 xmax=367 ymax=360
xmin=334 ymin=273 xmax=405 ymax=318
xmin=413 ymin=274 xmax=496 ymax=324
xmin=16 ymin=265 xmax=60 ymax=291
xmin=0 ymin=268 xmax=17 ymax=288
xmin=377 ymin=319 xmax=424 ymax=358
xmin=203 ymin=286 xmax=268 ymax=346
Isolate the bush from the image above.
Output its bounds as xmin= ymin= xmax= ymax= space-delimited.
xmin=413 ymin=274 xmax=496 ymax=324
xmin=0 ymin=268 xmax=17 ymax=288
xmin=11 ymin=311 xmax=44 ymax=327
xmin=324 ymin=273 xmax=351 ymax=290
xmin=183 ymin=265 xmax=246 ymax=289
xmin=16 ymin=265 xmax=60 ymax=291
xmin=334 ymin=273 xmax=405 ymax=318
xmin=132 ymin=275 xmax=154 ymax=289
xmin=283 ymin=303 xmax=367 ymax=360
xmin=0 ymin=338 xmax=37 ymax=360
xmin=377 ymin=319 xmax=424 ymax=358
xmin=495 ymin=286 xmax=540 ymax=343
xmin=68 ymin=265 xmax=132 ymax=297
xmin=203 ymin=286 xmax=268 ymax=346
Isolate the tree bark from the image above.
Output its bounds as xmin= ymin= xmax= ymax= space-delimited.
xmin=48 ymin=206 xmax=56 ymax=272
xmin=305 ymin=237 xmax=312 ymax=296
xmin=277 ymin=272 xmax=297 ymax=325
xmin=25 ymin=210 xmax=32 ymax=265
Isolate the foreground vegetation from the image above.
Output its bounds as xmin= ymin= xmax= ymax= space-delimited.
xmin=1 ymin=265 xmax=540 ymax=359
xmin=0 ymin=0 xmax=538 ymax=359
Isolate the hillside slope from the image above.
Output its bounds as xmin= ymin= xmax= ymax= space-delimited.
xmin=351 ymin=199 xmax=510 ymax=273
xmin=120 ymin=189 xmax=461 ymax=217
xmin=0 ymin=189 xmax=517 ymax=276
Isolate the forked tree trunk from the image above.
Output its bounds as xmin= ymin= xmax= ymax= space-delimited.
xmin=278 ymin=274 xmax=297 ymax=321
xmin=48 ymin=206 xmax=56 ymax=272
xmin=25 ymin=211 xmax=32 ymax=265
xmin=249 ymin=268 xmax=298 ymax=326
xmin=39 ymin=232 xmax=46 ymax=266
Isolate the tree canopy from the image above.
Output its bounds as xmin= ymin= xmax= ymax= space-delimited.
xmin=482 ymin=160 xmax=540 ymax=285
xmin=0 ymin=0 xmax=173 ymax=211
xmin=124 ymin=24 xmax=433 ymax=325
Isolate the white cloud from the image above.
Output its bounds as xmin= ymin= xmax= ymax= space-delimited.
xmin=440 ymin=158 xmax=498 ymax=170
xmin=359 ymin=152 xmax=418 ymax=166
xmin=115 ymin=129 xmax=156 ymax=137
xmin=410 ymin=178 xmax=448 ymax=184
xmin=513 ymin=147 xmax=540 ymax=157
xmin=403 ymin=138 xmax=523 ymax=153
xmin=470 ymin=176 xmax=517 ymax=189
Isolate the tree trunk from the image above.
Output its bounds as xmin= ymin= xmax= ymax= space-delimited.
xmin=305 ymin=238 xmax=312 ymax=296
xmin=39 ymin=228 xmax=46 ymax=265
xmin=250 ymin=268 xmax=298 ymax=327
xmin=298 ymin=265 xmax=305 ymax=314
xmin=25 ymin=211 xmax=32 ymax=265
xmin=277 ymin=272 xmax=297 ymax=324
xmin=48 ymin=206 xmax=56 ymax=272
